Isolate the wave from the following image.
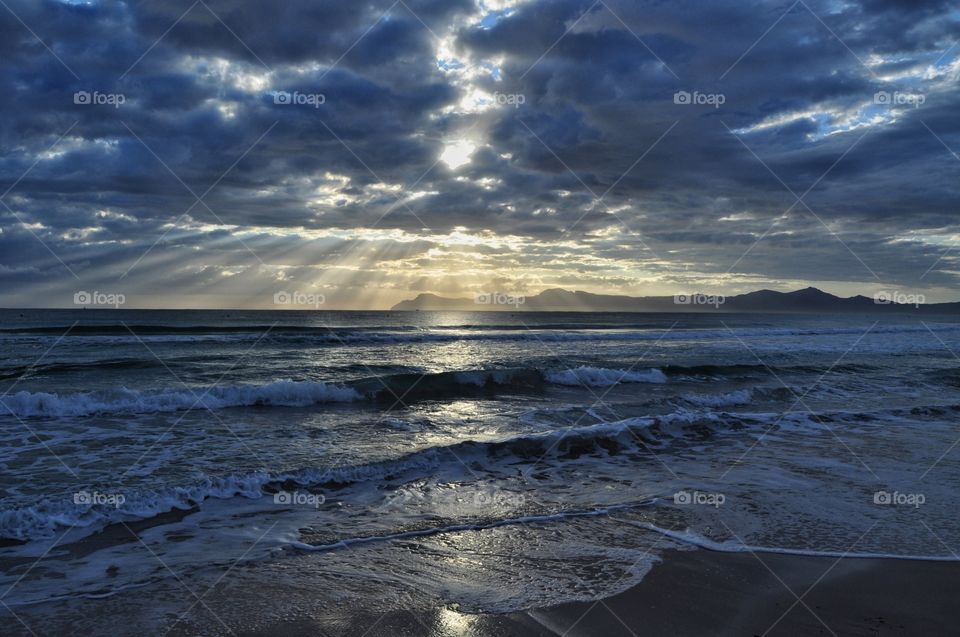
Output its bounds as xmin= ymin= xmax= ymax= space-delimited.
xmin=367 ymin=368 xmax=547 ymax=401
xmin=6 ymin=400 xmax=958 ymax=542
xmin=544 ymin=366 xmax=667 ymax=387
xmin=0 ymin=380 xmax=362 ymax=418
xmin=0 ymin=356 xmax=932 ymax=420
xmin=681 ymin=388 xmax=755 ymax=407
xmin=679 ymin=386 xmax=798 ymax=408
xmin=0 ymin=413 xmax=692 ymax=541
xmin=614 ymin=518 xmax=960 ymax=562
xmin=0 ymin=358 xmax=869 ymax=419
xmin=2 ymin=366 xmax=666 ymax=418
xmin=0 ymin=355 xmax=873 ymax=390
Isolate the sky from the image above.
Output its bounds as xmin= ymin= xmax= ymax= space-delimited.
xmin=0 ymin=0 xmax=958 ymax=309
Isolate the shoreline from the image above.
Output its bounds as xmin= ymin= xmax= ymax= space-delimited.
xmin=4 ymin=540 xmax=958 ymax=635
xmin=225 ymin=548 xmax=958 ymax=636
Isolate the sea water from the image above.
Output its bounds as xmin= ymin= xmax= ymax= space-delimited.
xmin=1 ymin=309 xmax=958 ymax=633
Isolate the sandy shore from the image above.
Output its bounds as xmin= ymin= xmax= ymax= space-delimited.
xmin=526 ymin=549 xmax=957 ymax=637
xmin=230 ymin=548 xmax=957 ymax=636
xmin=6 ymin=546 xmax=956 ymax=635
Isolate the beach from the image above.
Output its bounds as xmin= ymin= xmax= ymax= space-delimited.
xmin=531 ymin=549 xmax=956 ymax=637
xmin=6 ymin=543 xmax=955 ymax=636
xmin=215 ymin=549 xmax=956 ymax=636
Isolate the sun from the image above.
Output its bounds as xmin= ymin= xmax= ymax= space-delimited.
xmin=439 ymin=140 xmax=476 ymax=170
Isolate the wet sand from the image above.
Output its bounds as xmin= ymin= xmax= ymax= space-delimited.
xmin=7 ymin=547 xmax=956 ymax=635
xmin=526 ymin=548 xmax=957 ymax=636
xmin=232 ymin=548 xmax=958 ymax=636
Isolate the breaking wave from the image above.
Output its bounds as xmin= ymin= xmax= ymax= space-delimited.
xmin=0 ymin=380 xmax=362 ymax=418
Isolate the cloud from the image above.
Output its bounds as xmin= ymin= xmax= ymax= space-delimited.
xmin=0 ymin=0 xmax=958 ymax=307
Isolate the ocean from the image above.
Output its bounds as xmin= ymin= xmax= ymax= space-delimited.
xmin=1 ymin=309 xmax=958 ymax=634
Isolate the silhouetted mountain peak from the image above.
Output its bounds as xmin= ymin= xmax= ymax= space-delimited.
xmin=789 ymin=286 xmax=836 ymax=298
xmin=391 ymin=286 xmax=955 ymax=313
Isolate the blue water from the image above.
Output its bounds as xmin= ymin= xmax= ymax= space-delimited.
xmin=2 ymin=309 xmax=959 ymax=634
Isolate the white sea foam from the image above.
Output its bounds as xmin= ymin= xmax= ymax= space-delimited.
xmin=0 ymin=472 xmax=271 ymax=542
xmin=545 ymin=366 xmax=668 ymax=387
xmin=0 ymin=379 xmax=361 ymax=418
xmin=289 ymin=504 xmax=646 ymax=552
xmin=614 ymin=518 xmax=960 ymax=562
xmin=682 ymin=388 xmax=755 ymax=407
xmin=0 ymin=414 xmax=671 ymax=541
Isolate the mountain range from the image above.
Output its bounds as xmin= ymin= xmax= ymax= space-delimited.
xmin=391 ymin=287 xmax=956 ymax=313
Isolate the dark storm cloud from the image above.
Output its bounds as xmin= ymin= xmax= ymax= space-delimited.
xmin=0 ymin=0 xmax=958 ymax=306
